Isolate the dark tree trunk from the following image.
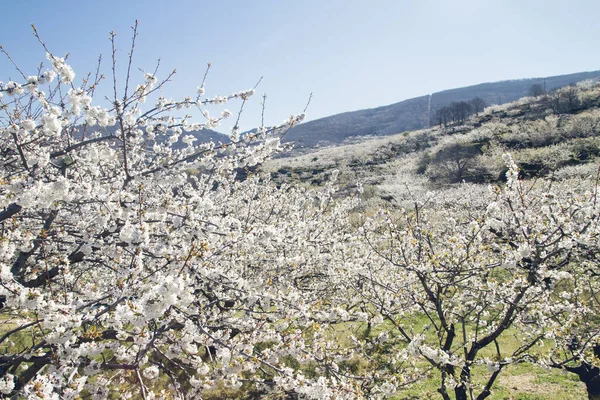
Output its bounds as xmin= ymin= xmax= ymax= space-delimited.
xmin=455 ymin=365 xmax=471 ymax=400
xmin=566 ymin=363 xmax=600 ymax=400
xmin=584 ymin=377 xmax=600 ymax=400
xmin=455 ymin=386 xmax=468 ymax=400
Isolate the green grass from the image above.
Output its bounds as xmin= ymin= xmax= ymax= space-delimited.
xmin=390 ymin=363 xmax=586 ymax=399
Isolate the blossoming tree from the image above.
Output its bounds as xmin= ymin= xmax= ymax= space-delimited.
xmin=0 ymin=24 xmax=374 ymax=399
xmin=350 ymin=155 xmax=600 ymax=399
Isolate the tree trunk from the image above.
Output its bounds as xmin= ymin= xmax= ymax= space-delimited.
xmin=585 ymin=380 xmax=600 ymax=400
xmin=455 ymin=386 xmax=468 ymax=400
xmin=588 ymin=392 xmax=600 ymax=400
xmin=565 ymin=363 xmax=600 ymax=400
xmin=455 ymin=365 xmax=471 ymax=400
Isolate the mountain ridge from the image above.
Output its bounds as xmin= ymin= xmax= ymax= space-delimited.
xmin=279 ymin=69 xmax=600 ymax=150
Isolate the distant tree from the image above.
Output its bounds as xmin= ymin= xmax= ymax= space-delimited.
xmin=545 ymin=90 xmax=563 ymax=113
xmin=460 ymin=101 xmax=473 ymax=121
xmin=435 ymin=106 xmax=452 ymax=127
xmin=545 ymin=85 xmax=582 ymax=114
xmin=450 ymin=101 xmax=472 ymax=123
xmin=469 ymin=97 xmax=487 ymax=115
xmin=529 ymin=83 xmax=546 ymax=97
xmin=562 ymin=84 xmax=581 ymax=113
xmin=450 ymin=102 xmax=460 ymax=122
xmin=425 ymin=141 xmax=483 ymax=182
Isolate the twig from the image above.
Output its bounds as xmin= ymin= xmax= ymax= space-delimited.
xmin=89 ymin=54 xmax=104 ymax=97
xmin=135 ymin=368 xmax=148 ymax=400
xmin=123 ymin=20 xmax=139 ymax=102
xmin=110 ymin=31 xmax=132 ymax=183
xmin=303 ymin=92 xmax=313 ymax=113
xmin=110 ymin=31 xmax=118 ymax=105
xmin=260 ymin=93 xmax=267 ymax=129
xmin=231 ymin=76 xmax=263 ymax=134
xmin=195 ymin=62 xmax=211 ymax=102
xmin=0 ymin=45 xmax=27 ymax=80
xmin=593 ymin=161 xmax=600 ymax=208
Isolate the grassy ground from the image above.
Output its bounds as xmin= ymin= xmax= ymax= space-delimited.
xmin=391 ymin=364 xmax=586 ymax=399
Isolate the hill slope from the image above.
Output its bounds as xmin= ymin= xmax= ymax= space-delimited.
xmin=267 ymin=79 xmax=600 ymax=207
xmin=282 ymin=70 xmax=600 ymax=149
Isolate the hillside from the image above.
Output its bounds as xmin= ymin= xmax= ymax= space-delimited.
xmin=282 ymin=95 xmax=430 ymax=148
xmin=280 ymin=69 xmax=600 ymax=149
xmin=430 ymin=69 xmax=600 ymax=110
xmin=266 ymin=79 xmax=600 ymax=207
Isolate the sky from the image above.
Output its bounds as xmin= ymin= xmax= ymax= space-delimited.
xmin=2 ymin=0 xmax=600 ymax=133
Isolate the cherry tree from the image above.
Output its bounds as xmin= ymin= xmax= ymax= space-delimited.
xmin=350 ymin=155 xmax=600 ymax=399
xmin=0 ymin=24 xmax=374 ymax=399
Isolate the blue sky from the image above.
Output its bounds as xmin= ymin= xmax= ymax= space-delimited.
xmin=2 ymin=0 xmax=600 ymax=132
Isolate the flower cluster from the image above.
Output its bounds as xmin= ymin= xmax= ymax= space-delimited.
xmin=47 ymin=52 xmax=75 ymax=84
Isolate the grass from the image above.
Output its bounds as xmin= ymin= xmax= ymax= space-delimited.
xmin=0 ymin=314 xmax=38 ymax=356
xmin=390 ymin=364 xmax=586 ymax=399
xmin=319 ymin=313 xmax=588 ymax=399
